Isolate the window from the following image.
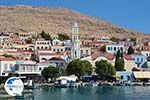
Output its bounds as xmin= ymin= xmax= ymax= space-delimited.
xmin=114 ymin=47 xmax=116 ymax=51
xmin=121 ymin=75 xmax=124 ymax=80
xmin=57 ymin=49 xmax=59 ymax=52
xmin=81 ymin=50 xmax=83 ymax=55
xmin=111 ymin=47 xmax=113 ymax=51
xmin=23 ymin=66 xmax=25 ymax=71
xmin=9 ymin=64 xmax=13 ymax=70
xmin=61 ymin=63 xmax=64 ymax=66
xmin=108 ymin=47 xmax=110 ymax=50
xmin=2 ymin=73 xmax=5 ymax=75
xmin=86 ymin=50 xmax=88 ymax=55
xmin=127 ymin=75 xmax=130 ymax=80
xmin=137 ymin=58 xmax=139 ymax=62
xmin=120 ymin=47 xmax=123 ymax=51
xmin=39 ymin=68 xmax=42 ymax=71
xmin=54 ymin=49 xmax=55 ymax=52
xmin=4 ymin=64 xmax=7 ymax=70
xmin=141 ymin=58 xmax=143 ymax=62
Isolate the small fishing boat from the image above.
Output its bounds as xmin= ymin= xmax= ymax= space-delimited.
xmin=24 ymin=80 xmax=35 ymax=89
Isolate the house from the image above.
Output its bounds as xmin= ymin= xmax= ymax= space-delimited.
xmin=118 ymin=41 xmax=135 ymax=47
xmin=80 ymin=46 xmax=91 ymax=58
xmin=81 ymin=52 xmax=115 ymax=67
xmin=106 ymin=44 xmax=124 ymax=54
xmin=124 ymin=55 xmax=137 ymax=71
xmin=0 ymin=57 xmax=16 ymax=76
xmin=116 ymin=71 xmax=133 ymax=82
xmin=133 ymin=71 xmax=150 ymax=82
xmin=141 ymin=50 xmax=150 ymax=57
xmin=0 ymin=32 xmax=9 ymax=42
xmin=131 ymin=54 xmax=147 ymax=67
xmin=96 ymin=36 xmax=110 ymax=43
xmin=35 ymin=40 xmax=51 ymax=50
xmin=13 ymin=60 xmax=40 ymax=77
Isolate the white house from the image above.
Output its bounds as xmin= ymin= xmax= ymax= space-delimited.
xmin=35 ymin=40 xmax=51 ymax=50
xmin=141 ymin=50 xmax=150 ymax=57
xmin=106 ymin=44 xmax=124 ymax=54
xmin=0 ymin=57 xmax=16 ymax=76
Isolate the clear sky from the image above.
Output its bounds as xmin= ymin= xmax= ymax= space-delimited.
xmin=0 ymin=0 xmax=149 ymax=33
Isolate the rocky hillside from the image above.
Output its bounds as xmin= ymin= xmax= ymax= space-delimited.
xmin=0 ymin=6 xmax=149 ymax=39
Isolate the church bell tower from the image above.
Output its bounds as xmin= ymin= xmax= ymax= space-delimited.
xmin=71 ymin=20 xmax=80 ymax=60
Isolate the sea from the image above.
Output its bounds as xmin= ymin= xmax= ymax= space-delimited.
xmin=1 ymin=86 xmax=150 ymax=100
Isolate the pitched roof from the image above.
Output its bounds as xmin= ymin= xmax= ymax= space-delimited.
xmin=91 ymin=52 xmax=115 ymax=60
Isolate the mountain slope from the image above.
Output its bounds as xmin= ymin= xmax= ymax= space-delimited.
xmin=0 ymin=6 xmax=149 ymax=39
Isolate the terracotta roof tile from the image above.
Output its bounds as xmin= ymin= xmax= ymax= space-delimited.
xmin=91 ymin=52 xmax=115 ymax=60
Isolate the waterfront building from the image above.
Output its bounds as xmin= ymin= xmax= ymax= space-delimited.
xmin=13 ymin=60 xmax=40 ymax=79
xmin=116 ymin=71 xmax=133 ymax=82
xmin=0 ymin=57 xmax=16 ymax=76
xmin=133 ymin=71 xmax=150 ymax=82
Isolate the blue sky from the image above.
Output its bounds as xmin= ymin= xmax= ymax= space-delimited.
xmin=0 ymin=0 xmax=149 ymax=33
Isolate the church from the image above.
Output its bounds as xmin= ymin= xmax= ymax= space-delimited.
xmin=71 ymin=20 xmax=91 ymax=60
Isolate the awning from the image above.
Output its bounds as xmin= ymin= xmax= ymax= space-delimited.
xmin=133 ymin=72 xmax=150 ymax=79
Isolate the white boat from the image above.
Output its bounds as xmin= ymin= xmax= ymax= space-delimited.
xmin=54 ymin=75 xmax=78 ymax=88
xmin=24 ymin=80 xmax=35 ymax=89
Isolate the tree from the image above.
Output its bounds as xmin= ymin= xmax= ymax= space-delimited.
xmin=41 ymin=66 xmax=61 ymax=82
xmin=127 ymin=46 xmax=134 ymax=54
xmin=130 ymin=38 xmax=136 ymax=42
xmin=25 ymin=38 xmax=32 ymax=44
xmin=2 ymin=54 xmax=15 ymax=59
xmin=100 ymin=45 xmax=106 ymax=52
xmin=110 ymin=36 xmax=120 ymax=42
xmin=95 ymin=60 xmax=116 ymax=80
xmin=58 ymin=33 xmax=70 ymax=41
xmin=66 ymin=59 xmax=92 ymax=78
xmin=40 ymin=30 xmax=52 ymax=40
xmin=115 ymin=50 xmax=125 ymax=71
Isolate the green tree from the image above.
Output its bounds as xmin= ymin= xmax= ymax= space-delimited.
xmin=130 ymin=38 xmax=136 ymax=42
xmin=58 ymin=33 xmax=70 ymax=41
xmin=40 ymin=30 xmax=52 ymax=40
xmin=2 ymin=54 xmax=15 ymax=59
xmin=41 ymin=66 xmax=61 ymax=82
xmin=25 ymin=38 xmax=32 ymax=44
xmin=115 ymin=50 xmax=125 ymax=71
xmin=127 ymin=46 xmax=134 ymax=54
xmin=66 ymin=59 xmax=92 ymax=78
xmin=95 ymin=60 xmax=116 ymax=80
xmin=110 ymin=36 xmax=120 ymax=42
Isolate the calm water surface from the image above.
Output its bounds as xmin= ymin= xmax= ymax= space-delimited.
xmin=1 ymin=86 xmax=150 ymax=100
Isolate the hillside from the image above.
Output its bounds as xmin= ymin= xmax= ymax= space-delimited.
xmin=0 ymin=6 xmax=149 ymax=39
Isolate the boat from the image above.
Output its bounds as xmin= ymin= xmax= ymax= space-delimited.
xmin=54 ymin=75 xmax=78 ymax=88
xmin=86 ymin=81 xmax=99 ymax=87
xmin=24 ymin=80 xmax=35 ymax=89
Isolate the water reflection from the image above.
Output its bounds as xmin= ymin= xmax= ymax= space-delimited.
xmin=1 ymin=86 xmax=150 ymax=100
